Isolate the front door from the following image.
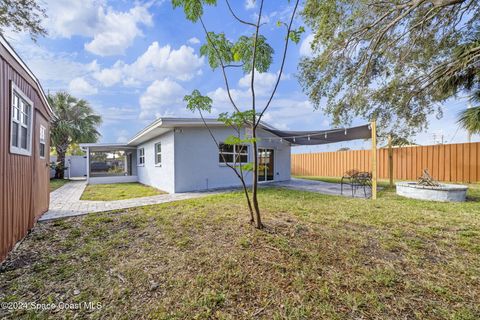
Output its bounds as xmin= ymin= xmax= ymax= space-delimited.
xmin=258 ymin=148 xmax=274 ymax=182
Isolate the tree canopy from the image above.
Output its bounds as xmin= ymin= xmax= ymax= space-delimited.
xmin=48 ymin=92 xmax=102 ymax=178
xmin=299 ymin=0 xmax=480 ymax=137
xmin=0 ymin=0 xmax=47 ymax=40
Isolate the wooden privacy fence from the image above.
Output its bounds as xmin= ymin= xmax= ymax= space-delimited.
xmin=291 ymin=142 xmax=480 ymax=183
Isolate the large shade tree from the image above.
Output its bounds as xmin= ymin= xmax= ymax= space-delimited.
xmin=172 ymin=0 xmax=303 ymax=228
xmin=299 ymin=0 xmax=480 ymax=137
xmin=0 ymin=0 xmax=47 ymax=40
xmin=48 ymin=92 xmax=102 ymax=179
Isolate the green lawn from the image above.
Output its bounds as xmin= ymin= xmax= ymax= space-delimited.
xmin=49 ymin=179 xmax=69 ymax=192
xmin=80 ymin=182 xmax=166 ymax=201
xmin=1 ymin=186 xmax=479 ymax=319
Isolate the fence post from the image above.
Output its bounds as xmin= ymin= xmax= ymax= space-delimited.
xmin=388 ymin=134 xmax=393 ymax=188
xmin=371 ymin=121 xmax=377 ymax=200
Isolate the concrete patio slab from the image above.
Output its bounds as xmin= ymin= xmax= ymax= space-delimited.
xmin=271 ymin=178 xmax=376 ymax=198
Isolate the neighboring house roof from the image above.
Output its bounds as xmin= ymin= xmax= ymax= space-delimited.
xmin=0 ymin=35 xmax=55 ymax=117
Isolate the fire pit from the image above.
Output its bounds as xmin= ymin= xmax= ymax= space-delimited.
xmin=396 ymin=169 xmax=468 ymax=202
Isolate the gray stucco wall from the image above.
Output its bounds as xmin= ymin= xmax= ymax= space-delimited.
xmin=136 ymin=130 xmax=175 ymax=193
xmin=173 ymin=127 xmax=291 ymax=193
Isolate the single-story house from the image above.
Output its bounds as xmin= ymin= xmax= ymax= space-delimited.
xmin=80 ymin=118 xmax=292 ymax=193
xmin=1 ymin=36 xmax=55 ymax=261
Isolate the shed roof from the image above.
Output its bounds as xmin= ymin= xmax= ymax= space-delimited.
xmin=0 ymin=35 xmax=54 ymax=118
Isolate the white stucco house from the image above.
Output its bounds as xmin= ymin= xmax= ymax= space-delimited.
xmin=80 ymin=117 xmax=291 ymax=193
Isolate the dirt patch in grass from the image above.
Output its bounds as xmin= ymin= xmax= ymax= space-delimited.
xmin=80 ymin=182 xmax=166 ymax=201
xmin=1 ymin=187 xmax=479 ymax=319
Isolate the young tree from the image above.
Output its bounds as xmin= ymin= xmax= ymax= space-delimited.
xmin=48 ymin=92 xmax=102 ymax=179
xmin=299 ymin=0 xmax=480 ymax=137
xmin=0 ymin=0 xmax=47 ymax=40
xmin=173 ymin=0 xmax=302 ymax=228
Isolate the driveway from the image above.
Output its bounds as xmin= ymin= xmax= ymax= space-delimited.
xmin=40 ymin=181 xmax=224 ymax=221
xmin=271 ymin=178 xmax=376 ymax=198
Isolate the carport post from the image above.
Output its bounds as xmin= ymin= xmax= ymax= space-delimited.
xmin=371 ymin=120 xmax=377 ymax=200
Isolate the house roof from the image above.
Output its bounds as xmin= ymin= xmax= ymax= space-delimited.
xmin=0 ymin=35 xmax=55 ymax=117
xmin=127 ymin=117 xmax=275 ymax=146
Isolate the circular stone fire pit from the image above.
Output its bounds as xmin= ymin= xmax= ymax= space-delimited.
xmin=396 ymin=182 xmax=468 ymax=202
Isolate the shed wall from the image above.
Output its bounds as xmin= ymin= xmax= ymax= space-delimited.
xmin=0 ymin=46 xmax=52 ymax=262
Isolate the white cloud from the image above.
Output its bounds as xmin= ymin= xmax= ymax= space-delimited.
xmin=93 ymin=61 xmax=123 ymax=87
xmin=245 ymin=0 xmax=256 ymax=10
xmin=45 ymin=0 xmax=103 ymax=38
xmin=300 ymin=34 xmax=314 ymax=57
xmin=139 ymin=79 xmax=187 ymax=120
xmin=238 ymin=71 xmax=279 ymax=96
xmin=94 ymin=42 xmax=204 ymax=87
xmin=68 ymin=77 xmax=98 ymax=96
xmin=45 ymin=0 xmax=153 ymax=56
xmin=84 ymin=6 xmax=153 ymax=56
xmin=188 ymin=37 xmax=200 ymax=45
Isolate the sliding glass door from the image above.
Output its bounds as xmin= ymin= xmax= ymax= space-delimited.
xmin=258 ymin=148 xmax=274 ymax=182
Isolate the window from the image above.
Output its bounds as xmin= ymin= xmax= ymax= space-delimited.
xmin=219 ymin=143 xmax=248 ymax=164
xmin=154 ymin=142 xmax=161 ymax=166
xmin=10 ymin=84 xmax=33 ymax=156
xmin=138 ymin=148 xmax=145 ymax=165
xmin=39 ymin=125 xmax=46 ymax=159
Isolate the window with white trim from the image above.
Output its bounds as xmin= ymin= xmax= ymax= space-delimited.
xmin=10 ymin=85 xmax=33 ymax=156
xmin=154 ymin=142 xmax=161 ymax=166
xmin=39 ymin=125 xmax=46 ymax=159
xmin=219 ymin=143 xmax=248 ymax=164
xmin=138 ymin=148 xmax=145 ymax=165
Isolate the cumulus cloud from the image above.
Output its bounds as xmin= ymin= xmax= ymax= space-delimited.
xmin=84 ymin=6 xmax=153 ymax=56
xmin=139 ymin=79 xmax=187 ymax=120
xmin=238 ymin=71 xmax=279 ymax=96
xmin=188 ymin=37 xmax=200 ymax=45
xmin=68 ymin=77 xmax=98 ymax=96
xmin=299 ymin=34 xmax=314 ymax=57
xmin=94 ymin=42 xmax=204 ymax=87
xmin=45 ymin=0 xmax=153 ymax=56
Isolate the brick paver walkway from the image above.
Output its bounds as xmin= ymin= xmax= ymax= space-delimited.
xmin=40 ymin=181 xmax=223 ymax=221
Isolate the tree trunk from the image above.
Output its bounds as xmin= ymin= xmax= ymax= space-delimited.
xmin=55 ymin=144 xmax=68 ymax=179
xmin=251 ymin=125 xmax=263 ymax=229
xmin=240 ymin=180 xmax=255 ymax=224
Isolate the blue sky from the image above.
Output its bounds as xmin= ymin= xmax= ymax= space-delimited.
xmin=4 ymin=0 xmax=478 ymax=153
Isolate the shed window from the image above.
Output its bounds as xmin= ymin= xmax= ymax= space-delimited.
xmin=154 ymin=142 xmax=161 ymax=166
xmin=138 ymin=148 xmax=145 ymax=165
xmin=39 ymin=125 xmax=46 ymax=159
xmin=219 ymin=143 xmax=248 ymax=164
xmin=10 ymin=84 xmax=33 ymax=156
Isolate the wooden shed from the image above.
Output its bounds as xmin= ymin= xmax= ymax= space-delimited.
xmin=0 ymin=36 xmax=55 ymax=262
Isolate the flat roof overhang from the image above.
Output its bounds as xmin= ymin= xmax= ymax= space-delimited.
xmin=80 ymin=143 xmax=137 ymax=152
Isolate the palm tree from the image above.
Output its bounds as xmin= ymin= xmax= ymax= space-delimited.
xmin=48 ymin=92 xmax=102 ymax=179
xmin=457 ymin=103 xmax=480 ymax=136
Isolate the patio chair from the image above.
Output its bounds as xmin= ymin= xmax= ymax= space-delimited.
xmin=352 ymin=171 xmax=372 ymax=198
xmin=341 ymin=169 xmax=359 ymax=197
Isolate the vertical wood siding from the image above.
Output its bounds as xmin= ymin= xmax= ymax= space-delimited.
xmin=291 ymin=142 xmax=480 ymax=183
xmin=1 ymin=52 xmax=51 ymax=262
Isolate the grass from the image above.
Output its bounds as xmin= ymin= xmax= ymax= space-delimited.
xmin=1 ymin=186 xmax=479 ymax=319
xmin=80 ymin=182 xmax=166 ymax=201
xmin=49 ymin=179 xmax=69 ymax=192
